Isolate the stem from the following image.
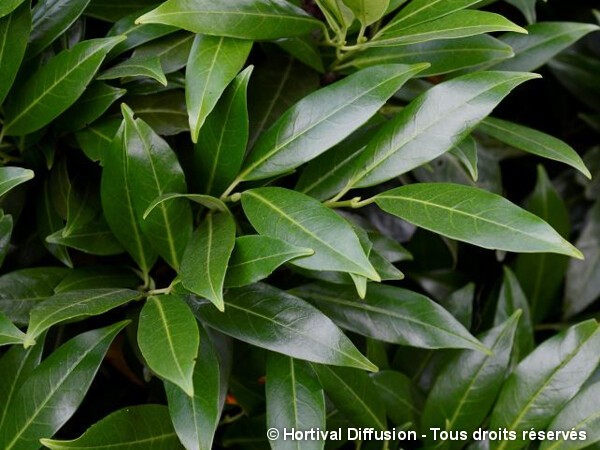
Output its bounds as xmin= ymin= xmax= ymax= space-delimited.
xmin=147 ymin=286 xmax=171 ymax=296
xmin=220 ymin=176 xmax=242 ymax=201
xmin=326 ymin=196 xmax=376 ymax=209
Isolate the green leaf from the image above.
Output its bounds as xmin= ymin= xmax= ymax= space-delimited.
xmin=345 ymin=35 xmax=513 ymax=76
xmin=564 ymin=201 xmax=600 ymax=318
xmin=311 ymin=364 xmax=386 ymax=429
xmin=47 ymin=217 xmax=125 ymax=256
xmin=194 ymin=66 xmax=252 ymax=196
xmin=138 ymin=295 xmax=199 ymax=397
xmin=343 ymin=71 xmax=538 ymax=190
xmin=185 ymin=35 xmax=251 ymax=143
xmin=0 ymin=268 xmax=68 ymax=325
xmin=241 ymin=188 xmax=379 ymax=280
xmin=40 ymin=405 xmax=183 ymax=449
xmin=75 ymin=118 xmax=121 ymax=162
xmin=0 ymin=311 xmax=25 ymax=346
xmin=64 ymin=176 xmax=101 ymax=237
xmin=225 ymin=236 xmax=313 ymax=288
xmin=0 ymin=212 xmax=12 ymax=269
xmin=479 ymin=117 xmax=591 ymax=178
xmin=514 ymin=166 xmax=570 ymax=322
xmin=384 ymin=0 xmax=482 ymax=29
xmin=490 ymin=320 xmax=600 ymax=450
xmin=491 ymin=22 xmax=600 ymax=72
xmin=0 ymin=2 xmax=30 ymax=105
xmin=54 ymin=82 xmax=126 ymax=132
xmin=84 ymin=0 xmax=159 ymax=22
xmin=24 ymin=288 xmax=139 ymax=347
xmin=194 ymin=283 xmax=377 ymax=371
xmin=315 ymin=0 xmax=354 ymax=37
xmin=505 ymin=0 xmax=538 ymax=24
xmin=239 ymin=64 xmax=427 ymax=182
xmin=450 ymin=135 xmax=479 ymax=182
xmin=294 ymin=282 xmax=486 ymax=351
xmin=27 ymin=0 xmax=91 ymax=58
xmin=54 ymin=266 xmax=139 ymax=293
xmin=106 ymin=11 xmax=176 ymax=57
xmin=136 ymin=0 xmax=323 ymax=40
xmin=128 ymin=91 xmax=189 ymax=135
xmin=133 ymin=31 xmax=194 ymax=74
xmin=422 ymin=312 xmax=520 ymax=447
xmin=0 ymin=0 xmax=26 ymax=18
xmin=181 ymin=212 xmax=236 ymax=312
xmin=342 ymin=0 xmax=388 ymax=26
xmin=275 ymin=37 xmax=324 ymax=73
xmin=540 ymin=382 xmax=600 ymax=450
xmin=143 ymin=194 xmax=229 ymax=219
xmin=0 ymin=321 xmax=129 ymax=450
xmin=371 ymin=10 xmax=525 ymax=47
xmin=266 ymin=354 xmax=326 ymax=450
xmin=375 ymin=183 xmax=583 ymax=258
xmin=122 ymin=104 xmax=192 ymax=270
xmin=165 ymin=323 xmax=221 ymax=450
xmin=3 ymin=36 xmax=126 ymax=136
xmin=0 ymin=167 xmax=34 ymax=198
xmin=371 ymin=370 xmax=421 ymax=427
xmin=98 ymin=54 xmax=167 ymax=85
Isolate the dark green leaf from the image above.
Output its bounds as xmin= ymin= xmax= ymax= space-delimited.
xmin=133 ymin=31 xmax=194 ymax=74
xmin=3 ymin=36 xmax=126 ymax=135
xmin=375 ymin=183 xmax=583 ymax=258
xmin=137 ymin=0 xmax=323 ymax=40
xmin=0 ymin=2 xmax=30 ymax=105
xmin=98 ymin=54 xmax=167 ymax=85
xmin=0 ymin=0 xmax=26 ymax=19
xmin=84 ymin=0 xmax=159 ymax=22
xmin=226 ymin=236 xmax=313 ymax=288
xmin=194 ymin=283 xmax=378 ymax=371
xmin=242 ymin=188 xmax=379 ymax=280
xmin=143 ymin=194 xmax=228 ymax=219
xmin=138 ymin=295 xmax=199 ymax=396
xmin=372 ymin=370 xmax=421 ymax=427
xmin=75 ymin=118 xmax=121 ymax=162
xmin=0 ymin=321 xmax=128 ymax=450
xmin=275 ymin=37 xmax=324 ymax=73
xmin=47 ymin=217 xmax=125 ymax=256
xmin=181 ymin=212 xmax=236 ymax=311
xmin=128 ymin=90 xmax=189 ymax=136
xmin=0 ymin=312 xmax=25 ymax=346
xmin=40 ymin=405 xmax=183 ymax=449
xmin=0 ymin=167 xmax=34 ymax=198
xmin=0 ymin=212 xmax=12 ymax=269
xmin=294 ymin=282 xmax=486 ymax=351
xmin=54 ymin=266 xmax=139 ymax=293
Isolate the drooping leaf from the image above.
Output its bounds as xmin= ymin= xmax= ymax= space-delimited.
xmin=490 ymin=320 xmax=600 ymax=450
xmin=193 ymin=66 xmax=252 ymax=196
xmin=266 ymin=353 xmax=326 ymax=450
xmin=342 ymin=71 xmax=538 ymax=190
xmin=136 ymin=0 xmax=323 ymax=40
xmin=225 ymin=235 xmax=313 ymax=288
xmin=165 ymin=323 xmax=222 ymax=450
xmin=422 ymin=312 xmax=520 ymax=447
xmin=40 ymin=405 xmax=183 ymax=449
xmin=122 ymin=104 xmax=192 ymax=270
xmin=0 ymin=321 xmax=129 ymax=450
xmin=98 ymin=54 xmax=167 ymax=85
xmin=375 ymin=183 xmax=583 ymax=258
xmin=181 ymin=212 xmax=236 ymax=312
xmin=0 ymin=167 xmax=35 ymax=198
xmin=0 ymin=312 xmax=25 ymax=346
xmin=239 ymin=64 xmax=427 ymax=182
xmin=138 ymin=295 xmax=199 ymax=396
xmin=311 ymin=364 xmax=386 ymax=430
xmin=241 ymin=188 xmax=379 ymax=280
xmin=294 ymin=282 xmax=486 ymax=351
xmin=46 ymin=217 xmax=125 ymax=256
xmin=24 ymin=288 xmax=139 ymax=347
xmin=450 ymin=135 xmax=479 ymax=182
xmin=143 ymin=194 xmax=228 ymax=219
xmin=0 ymin=2 xmax=31 ymax=105
xmin=3 ymin=36 xmax=126 ymax=136
xmin=185 ymin=34 xmax=252 ymax=143
xmin=193 ymin=283 xmax=378 ymax=371
xmin=133 ymin=31 xmax=194 ymax=74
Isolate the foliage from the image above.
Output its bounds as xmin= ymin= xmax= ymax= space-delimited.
xmin=0 ymin=0 xmax=598 ymax=449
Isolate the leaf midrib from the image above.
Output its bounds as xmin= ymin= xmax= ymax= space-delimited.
xmin=153 ymin=298 xmax=188 ymax=388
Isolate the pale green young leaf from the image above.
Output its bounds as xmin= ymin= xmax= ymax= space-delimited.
xmin=342 ymin=0 xmax=388 ymax=27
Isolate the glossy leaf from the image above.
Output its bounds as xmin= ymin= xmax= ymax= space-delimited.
xmin=0 ymin=312 xmax=25 ymax=346
xmin=40 ymin=405 xmax=183 ymax=449
xmin=479 ymin=117 xmax=591 ymax=178
xmin=138 ymin=295 xmax=199 ymax=396
xmin=0 ymin=167 xmax=34 ymax=198
xmin=24 ymin=288 xmax=139 ymax=347
xmin=54 ymin=266 xmax=139 ymax=293
xmin=194 ymin=66 xmax=252 ymax=196
xmin=37 ymin=181 xmax=72 ymax=268
xmin=137 ymin=0 xmax=323 ymax=40
xmin=194 ymin=283 xmax=378 ymax=371
xmin=372 ymin=370 xmax=420 ymax=427
xmin=490 ymin=320 xmax=600 ymax=450
xmin=275 ymin=37 xmax=324 ymax=73
xmin=422 ymin=312 xmax=520 ymax=446
xmin=0 ymin=0 xmax=26 ymax=18
xmin=122 ymin=104 xmax=192 ymax=270
xmin=3 ymin=36 xmax=126 ymax=136
xmin=239 ymin=64 xmax=427 ymax=182
xmin=266 ymin=354 xmax=326 ymax=450
xmin=311 ymin=364 xmax=386 ymax=429
xmin=27 ymin=0 xmax=91 ymax=58
xmin=375 ymin=183 xmax=583 ymax=258
xmin=0 ymin=212 xmax=12 ymax=269
xmin=226 ymin=235 xmax=313 ymax=288
xmin=241 ymin=188 xmax=379 ymax=280
xmin=0 ymin=2 xmax=30 ymax=105
xmin=128 ymin=91 xmax=189 ymax=135
xmin=165 ymin=323 xmax=221 ymax=450
xmin=344 ymin=71 xmax=538 ymax=190
xmin=75 ymin=118 xmax=121 ymax=162
xmin=64 ymin=177 xmax=101 ymax=237
xmin=451 ymin=135 xmax=479 ymax=181
xmin=384 ymin=0 xmax=482 ymax=29
xmin=342 ymin=0 xmax=388 ymax=26
xmin=294 ymin=282 xmax=486 ymax=351
xmin=133 ymin=31 xmax=194 ymax=74
xmin=0 ymin=321 xmax=128 ymax=450
xmin=47 ymin=217 xmax=125 ymax=256
xmin=98 ymin=55 xmax=167 ymax=85
xmin=181 ymin=213 xmax=236 ymax=311
xmin=185 ymin=34 xmax=252 ymax=143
